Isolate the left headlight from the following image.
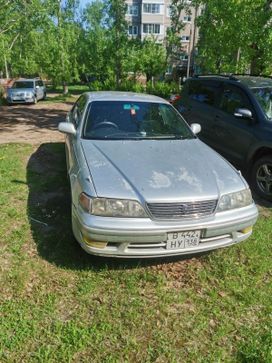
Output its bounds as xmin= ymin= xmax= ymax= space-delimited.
xmin=79 ymin=193 xmax=147 ymax=218
xmin=25 ymin=92 xmax=34 ymax=97
xmin=217 ymin=189 xmax=252 ymax=212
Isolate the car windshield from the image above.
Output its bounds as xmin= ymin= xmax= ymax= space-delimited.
xmin=83 ymin=101 xmax=194 ymax=140
xmin=12 ymin=81 xmax=34 ymax=89
xmin=251 ymin=87 xmax=272 ymax=120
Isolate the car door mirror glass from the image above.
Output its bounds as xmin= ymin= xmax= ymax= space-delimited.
xmin=58 ymin=122 xmax=76 ymax=135
xmin=191 ymin=123 xmax=201 ymax=134
xmin=234 ymin=108 xmax=252 ymax=119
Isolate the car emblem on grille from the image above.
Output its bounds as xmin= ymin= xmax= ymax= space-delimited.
xmin=179 ymin=204 xmax=188 ymax=212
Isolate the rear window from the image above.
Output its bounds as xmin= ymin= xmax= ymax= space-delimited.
xmin=187 ymin=80 xmax=222 ymax=106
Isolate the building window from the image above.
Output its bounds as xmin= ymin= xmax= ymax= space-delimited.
xmin=143 ymin=4 xmax=162 ymax=14
xmin=127 ymin=4 xmax=138 ymax=16
xmin=181 ymin=35 xmax=190 ymax=42
xmin=128 ymin=25 xmax=138 ymax=35
xmin=143 ymin=23 xmax=161 ymax=34
xmin=183 ymin=16 xmax=192 ymax=22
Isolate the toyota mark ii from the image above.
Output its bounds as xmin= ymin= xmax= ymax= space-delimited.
xmin=58 ymin=92 xmax=258 ymax=258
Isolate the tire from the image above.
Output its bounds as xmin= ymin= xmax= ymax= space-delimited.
xmin=33 ymin=96 xmax=37 ymax=104
xmin=42 ymin=92 xmax=46 ymax=100
xmin=250 ymin=155 xmax=272 ymax=201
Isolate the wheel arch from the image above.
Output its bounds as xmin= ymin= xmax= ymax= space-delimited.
xmin=249 ymin=147 xmax=272 ymax=167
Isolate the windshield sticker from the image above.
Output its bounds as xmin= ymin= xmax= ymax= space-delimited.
xmin=123 ymin=104 xmax=140 ymax=111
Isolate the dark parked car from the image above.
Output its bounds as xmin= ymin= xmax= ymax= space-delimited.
xmin=174 ymin=75 xmax=272 ymax=201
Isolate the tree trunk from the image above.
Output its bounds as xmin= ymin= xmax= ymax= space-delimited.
xmin=4 ymin=53 xmax=9 ymax=79
xmin=63 ymin=82 xmax=68 ymax=95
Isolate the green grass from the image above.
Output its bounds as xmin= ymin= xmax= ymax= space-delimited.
xmin=43 ymin=94 xmax=77 ymax=104
xmin=0 ymin=143 xmax=271 ymax=362
xmin=47 ymin=84 xmax=90 ymax=94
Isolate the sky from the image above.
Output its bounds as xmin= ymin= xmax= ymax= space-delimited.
xmin=79 ymin=0 xmax=92 ymax=8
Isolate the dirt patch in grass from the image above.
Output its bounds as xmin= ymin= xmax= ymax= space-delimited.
xmin=0 ymin=101 xmax=72 ymax=144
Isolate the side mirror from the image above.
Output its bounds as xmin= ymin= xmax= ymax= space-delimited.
xmin=234 ymin=108 xmax=253 ymax=119
xmin=191 ymin=123 xmax=201 ymax=135
xmin=58 ymin=122 xmax=76 ymax=135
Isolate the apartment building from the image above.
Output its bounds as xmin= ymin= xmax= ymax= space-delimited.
xmin=126 ymin=0 xmax=200 ymax=71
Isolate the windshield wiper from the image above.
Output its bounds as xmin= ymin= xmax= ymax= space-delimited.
xmin=103 ymin=132 xmax=145 ymax=139
xmin=143 ymin=134 xmax=190 ymax=140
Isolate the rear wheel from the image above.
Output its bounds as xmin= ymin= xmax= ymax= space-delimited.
xmin=250 ymin=155 xmax=272 ymax=201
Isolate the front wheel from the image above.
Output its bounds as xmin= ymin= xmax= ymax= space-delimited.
xmin=33 ymin=96 xmax=37 ymax=104
xmin=250 ymin=155 xmax=272 ymax=201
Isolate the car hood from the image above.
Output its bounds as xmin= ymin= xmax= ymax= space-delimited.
xmin=81 ymin=139 xmax=246 ymax=202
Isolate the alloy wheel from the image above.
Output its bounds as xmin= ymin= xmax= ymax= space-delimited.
xmin=256 ymin=163 xmax=272 ymax=196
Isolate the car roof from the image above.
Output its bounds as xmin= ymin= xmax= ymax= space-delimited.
xmin=189 ymin=75 xmax=272 ymax=88
xmin=236 ymin=75 xmax=272 ymax=88
xmin=85 ymin=91 xmax=169 ymax=104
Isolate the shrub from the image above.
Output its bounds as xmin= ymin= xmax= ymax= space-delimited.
xmin=146 ymin=81 xmax=180 ymax=99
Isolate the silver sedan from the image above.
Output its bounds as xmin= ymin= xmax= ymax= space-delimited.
xmin=58 ymin=92 xmax=258 ymax=258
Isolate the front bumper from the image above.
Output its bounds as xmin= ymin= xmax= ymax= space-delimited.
xmin=72 ymin=203 xmax=259 ymax=258
xmin=7 ymin=95 xmax=35 ymax=104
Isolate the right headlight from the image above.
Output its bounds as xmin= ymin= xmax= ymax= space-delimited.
xmin=79 ymin=193 xmax=147 ymax=218
xmin=25 ymin=92 xmax=34 ymax=97
xmin=217 ymin=189 xmax=252 ymax=212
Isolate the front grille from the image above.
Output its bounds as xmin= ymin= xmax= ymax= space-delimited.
xmin=147 ymin=200 xmax=218 ymax=219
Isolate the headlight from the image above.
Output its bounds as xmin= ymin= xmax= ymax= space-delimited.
xmin=217 ymin=189 xmax=252 ymax=212
xmin=79 ymin=193 xmax=147 ymax=218
xmin=25 ymin=92 xmax=34 ymax=97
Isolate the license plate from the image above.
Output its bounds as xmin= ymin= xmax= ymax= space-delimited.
xmin=166 ymin=230 xmax=201 ymax=250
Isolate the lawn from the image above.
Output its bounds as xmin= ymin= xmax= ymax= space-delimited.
xmin=0 ymin=143 xmax=271 ymax=363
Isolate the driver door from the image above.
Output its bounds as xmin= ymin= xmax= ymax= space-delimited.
xmin=211 ymin=84 xmax=256 ymax=166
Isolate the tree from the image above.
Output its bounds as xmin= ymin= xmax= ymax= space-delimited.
xmin=140 ymin=39 xmax=167 ymax=82
xmin=166 ymin=0 xmax=191 ymax=64
xmin=46 ymin=0 xmax=81 ymax=93
xmin=80 ymin=0 xmax=111 ymax=83
xmin=195 ymin=0 xmax=272 ymax=75
xmin=107 ymin=0 xmax=128 ymax=87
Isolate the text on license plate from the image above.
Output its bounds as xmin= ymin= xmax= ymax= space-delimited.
xmin=166 ymin=230 xmax=201 ymax=250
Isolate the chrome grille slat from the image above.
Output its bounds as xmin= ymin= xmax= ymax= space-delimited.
xmin=147 ymin=200 xmax=217 ymax=219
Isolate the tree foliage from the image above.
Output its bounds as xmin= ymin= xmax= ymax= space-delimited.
xmin=195 ymin=0 xmax=272 ymax=75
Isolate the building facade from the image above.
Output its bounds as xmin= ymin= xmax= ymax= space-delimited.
xmin=125 ymin=0 xmax=201 ymax=74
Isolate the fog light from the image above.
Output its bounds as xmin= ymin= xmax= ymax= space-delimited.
xmin=83 ymin=236 xmax=108 ymax=249
xmin=240 ymin=226 xmax=253 ymax=234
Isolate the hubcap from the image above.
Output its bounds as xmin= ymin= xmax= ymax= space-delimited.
xmin=256 ymin=163 xmax=272 ymax=195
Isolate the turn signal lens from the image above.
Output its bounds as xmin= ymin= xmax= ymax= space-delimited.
xmin=83 ymin=236 xmax=108 ymax=249
xmin=79 ymin=193 xmax=91 ymax=212
xmin=240 ymin=226 xmax=253 ymax=234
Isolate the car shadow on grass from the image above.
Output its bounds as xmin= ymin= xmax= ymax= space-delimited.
xmin=26 ymin=143 xmax=203 ymax=271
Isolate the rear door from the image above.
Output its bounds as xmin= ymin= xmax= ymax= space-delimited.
xmin=211 ymin=84 xmax=256 ymax=166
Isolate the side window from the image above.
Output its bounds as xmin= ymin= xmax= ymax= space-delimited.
xmin=219 ymin=85 xmax=251 ymax=115
xmin=188 ymin=80 xmax=222 ymax=106
xmin=71 ymin=95 xmax=87 ymax=128
xmin=71 ymin=105 xmax=80 ymax=128
xmin=38 ymin=80 xmax=44 ymax=87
